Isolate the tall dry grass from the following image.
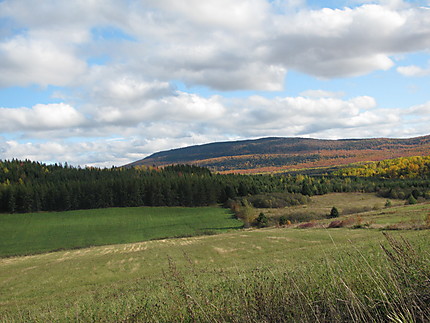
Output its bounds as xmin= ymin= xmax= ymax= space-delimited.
xmin=129 ymin=233 xmax=430 ymax=322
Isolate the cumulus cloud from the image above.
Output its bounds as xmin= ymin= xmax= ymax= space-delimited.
xmin=0 ymin=36 xmax=87 ymax=87
xmin=85 ymin=72 xmax=174 ymax=107
xmin=2 ymin=0 xmax=430 ymax=89
xmin=0 ymin=94 xmax=426 ymax=167
xmin=265 ymin=4 xmax=430 ymax=78
xmin=216 ymin=95 xmax=387 ymax=139
xmin=1 ymin=0 xmax=430 ymax=166
xmin=0 ymin=103 xmax=87 ymax=132
xmin=0 ymin=91 xmax=414 ymax=166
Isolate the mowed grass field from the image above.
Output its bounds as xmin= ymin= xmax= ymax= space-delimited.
xmin=0 ymin=207 xmax=242 ymax=257
xmin=0 ymin=223 xmax=428 ymax=321
xmin=0 ymin=195 xmax=429 ymax=321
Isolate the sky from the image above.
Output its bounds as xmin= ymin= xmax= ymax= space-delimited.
xmin=1 ymin=0 xmax=430 ymax=167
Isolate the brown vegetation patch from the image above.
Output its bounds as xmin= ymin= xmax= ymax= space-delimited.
xmin=297 ymin=222 xmax=318 ymax=229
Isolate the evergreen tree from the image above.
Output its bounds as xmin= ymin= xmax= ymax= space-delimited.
xmin=329 ymin=206 xmax=339 ymax=218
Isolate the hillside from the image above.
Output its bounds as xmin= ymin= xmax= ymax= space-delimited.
xmin=127 ymin=135 xmax=430 ymax=174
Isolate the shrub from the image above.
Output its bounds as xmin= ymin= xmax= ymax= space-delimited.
xmin=279 ymin=215 xmax=288 ymax=226
xmin=230 ymin=199 xmax=255 ymax=228
xmin=255 ymin=212 xmax=268 ymax=228
xmin=406 ymin=195 xmax=418 ymax=205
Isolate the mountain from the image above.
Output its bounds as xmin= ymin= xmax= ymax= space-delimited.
xmin=127 ymin=135 xmax=430 ymax=174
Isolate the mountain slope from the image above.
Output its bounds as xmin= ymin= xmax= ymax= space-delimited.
xmin=127 ymin=135 xmax=430 ymax=174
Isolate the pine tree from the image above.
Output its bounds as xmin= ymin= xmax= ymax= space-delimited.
xmin=329 ymin=206 xmax=339 ymax=218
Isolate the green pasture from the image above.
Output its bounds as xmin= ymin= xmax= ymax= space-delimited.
xmin=0 ymin=226 xmax=428 ymax=322
xmin=0 ymin=195 xmax=429 ymax=321
xmin=0 ymin=207 xmax=242 ymax=257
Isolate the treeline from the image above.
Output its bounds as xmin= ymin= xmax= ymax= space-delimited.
xmin=1 ymin=159 xmax=430 ymax=213
xmin=335 ymin=156 xmax=430 ymax=179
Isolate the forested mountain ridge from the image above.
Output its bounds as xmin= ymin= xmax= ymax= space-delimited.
xmin=127 ymin=135 xmax=430 ymax=174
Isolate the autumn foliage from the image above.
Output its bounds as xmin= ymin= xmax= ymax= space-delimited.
xmin=335 ymin=156 xmax=430 ymax=179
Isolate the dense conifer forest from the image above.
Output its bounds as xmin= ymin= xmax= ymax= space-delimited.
xmin=1 ymin=159 xmax=430 ymax=213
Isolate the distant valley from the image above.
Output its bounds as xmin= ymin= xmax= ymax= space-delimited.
xmin=128 ymin=135 xmax=430 ymax=174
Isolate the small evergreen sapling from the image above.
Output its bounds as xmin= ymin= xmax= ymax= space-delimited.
xmin=329 ymin=206 xmax=339 ymax=218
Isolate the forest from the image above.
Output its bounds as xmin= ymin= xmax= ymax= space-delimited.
xmin=335 ymin=155 xmax=430 ymax=178
xmin=1 ymin=159 xmax=430 ymax=213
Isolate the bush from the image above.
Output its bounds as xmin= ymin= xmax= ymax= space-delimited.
xmin=406 ymin=195 xmax=418 ymax=205
xmin=255 ymin=212 xmax=268 ymax=228
xmin=229 ymin=199 xmax=255 ymax=228
xmin=279 ymin=215 xmax=288 ymax=226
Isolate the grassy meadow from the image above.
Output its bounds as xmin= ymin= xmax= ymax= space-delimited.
xmin=0 ymin=207 xmax=242 ymax=257
xmin=0 ymin=194 xmax=429 ymax=322
xmin=259 ymin=192 xmax=405 ymax=223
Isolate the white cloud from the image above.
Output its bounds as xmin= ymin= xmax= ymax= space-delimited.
xmin=0 ymin=36 xmax=87 ymax=87
xmin=266 ymin=4 xmax=425 ymax=78
xmin=221 ymin=96 xmax=386 ymax=136
xmin=1 ymin=0 xmax=430 ymax=166
xmin=405 ymin=101 xmax=430 ymax=117
xmin=144 ymin=0 xmax=270 ymax=32
xmin=86 ymin=72 xmax=174 ymax=107
xmin=397 ymin=64 xmax=430 ymax=76
xmin=0 ymin=103 xmax=87 ymax=132
xmin=90 ymin=91 xmax=226 ymax=126
xmin=0 ymin=94 xmax=427 ymax=167
xmin=2 ymin=1 xmax=430 ymax=89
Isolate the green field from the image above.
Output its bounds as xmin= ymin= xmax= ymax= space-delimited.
xmin=0 ymin=207 xmax=242 ymax=257
xmin=0 ymin=197 xmax=429 ymax=322
xmin=1 ymin=225 xmax=428 ymax=321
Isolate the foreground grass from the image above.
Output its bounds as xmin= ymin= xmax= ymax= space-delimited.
xmin=0 ymin=226 xmax=428 ymax=322
xmin=0 ymin=207 xmax=242 ymax=257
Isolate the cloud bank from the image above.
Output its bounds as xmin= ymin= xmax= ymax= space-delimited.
xmin=0 ymin=0 xmax=429 ymax=166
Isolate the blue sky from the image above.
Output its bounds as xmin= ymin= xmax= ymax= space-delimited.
xmin=1 ymin=0 xmax=430 ymax=167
